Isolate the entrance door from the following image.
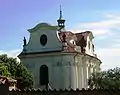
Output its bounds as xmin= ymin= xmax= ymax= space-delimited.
xmin=40 ymin=65 xmax=49 ymax=85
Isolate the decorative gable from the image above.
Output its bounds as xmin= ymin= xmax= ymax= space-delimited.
xmin=22 ymin=23 xmax=63 ymax=53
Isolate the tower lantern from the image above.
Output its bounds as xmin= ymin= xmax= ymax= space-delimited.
xmin=57 ymin=5 xmax=65 ymax=31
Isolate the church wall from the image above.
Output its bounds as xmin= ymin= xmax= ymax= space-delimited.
xmin=20 ymin=52 xmax=101 ymax=90
xmin=70 ymin=65 xmax=77 ymax=90
xmin=51 ymin=54 xmax=75 ymax=90
xmin=75 ymin=55 xmax=100 ymax=90
xmin=74 ymin=54 xmax=88 ymax=90
xmin=81 ymin=56 xmax=88 ymax=89
xmin=77 ymin=62 xmax=82 ymax=89
xmin=20 ymin=53 xmax=78 ymax=90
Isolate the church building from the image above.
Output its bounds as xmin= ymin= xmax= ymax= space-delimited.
xmin=18 ymin=7 xmax=101 ymax=90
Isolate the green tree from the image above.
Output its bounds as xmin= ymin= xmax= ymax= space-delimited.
xmin=0 ymin=54 xmax=34 ymax=89
xmin=0 ymin=63 xmax=11 ymax=76
xmin=88 ymin=67 xmax=120 ymax=89
xmin=16 ymin=63 xmax=34 ymax=89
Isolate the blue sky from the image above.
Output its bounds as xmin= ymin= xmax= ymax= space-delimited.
xmin=0 ymin=0 xmax=120 ymax=70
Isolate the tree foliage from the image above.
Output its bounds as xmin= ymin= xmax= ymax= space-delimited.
xmin=0 ymin=54 xmax=34 ymax=89
xmin=0 ymin=63 xmax=11 ymax=76
xmin=88 ymin=67 xmax=120 ymax=89
xmin=16 ymin=63 xmax=34 ymax=89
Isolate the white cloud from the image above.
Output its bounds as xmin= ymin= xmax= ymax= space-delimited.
xmin=105 ymin=14 xmax=120 ymax=20
xmin=113 ymin=44 xmax=120 ymax=47
xmin=96 ymin=47 xmax=120 ymax=70
xmin=71 ymin=29 xmax=110 ymax=36
xmin=97 ymin=48 xmax=120 ymax=58
xmin=72 ymin=14 xmax=120 ymax=37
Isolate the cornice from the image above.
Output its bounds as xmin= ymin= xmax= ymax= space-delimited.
xmin=28 ymin=23 xmax=58 ymax=33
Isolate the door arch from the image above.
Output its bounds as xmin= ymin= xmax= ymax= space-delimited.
xmin=40 ymin=65 xmax=49 ymax=85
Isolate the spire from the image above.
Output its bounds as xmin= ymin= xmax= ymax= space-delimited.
xmin=59 ymin=5 xmax=62 ymax=19
xmin=57 ymin=5 xmax=65 ymax=31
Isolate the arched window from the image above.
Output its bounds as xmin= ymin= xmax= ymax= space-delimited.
xmin=40 ymin=65 xmax=49 ymax=85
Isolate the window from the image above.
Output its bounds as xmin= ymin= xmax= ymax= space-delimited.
xmin=40 ymin=34 xmax=47 ymax=46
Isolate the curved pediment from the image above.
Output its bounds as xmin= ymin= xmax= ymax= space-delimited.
xmin=28 ymin=23 xmax=58 ymax=33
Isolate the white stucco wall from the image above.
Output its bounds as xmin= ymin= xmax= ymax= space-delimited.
xmin=19 ymin=51 xmax=101 ymax=90
xmin=75 ymin=54 xmax=101 ymax=89
xmin=20 ymin=53 xmax=80 ymax=90
xmin=24 ymin=25 xmax=62 ymax=53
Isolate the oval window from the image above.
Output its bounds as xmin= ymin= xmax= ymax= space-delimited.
xmin=40 ymin=34 xmax=47 ymax=46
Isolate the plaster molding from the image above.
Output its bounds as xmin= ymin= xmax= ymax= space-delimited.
xmin=28 ymin=23 xmax=58 ymax=33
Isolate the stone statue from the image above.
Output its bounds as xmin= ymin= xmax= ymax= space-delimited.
xmin=23 ymin=37 xmax=26 ymax=46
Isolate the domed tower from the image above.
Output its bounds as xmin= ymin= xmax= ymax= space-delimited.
xmin=57 ymin=5 xmax=65 ymax=31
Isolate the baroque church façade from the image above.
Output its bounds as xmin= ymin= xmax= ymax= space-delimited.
xmin=18 ymin=7 xmax=101 ymax=90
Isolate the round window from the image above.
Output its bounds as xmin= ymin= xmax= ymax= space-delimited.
xmin=40 ymin=34 xmax=47 ymax=46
